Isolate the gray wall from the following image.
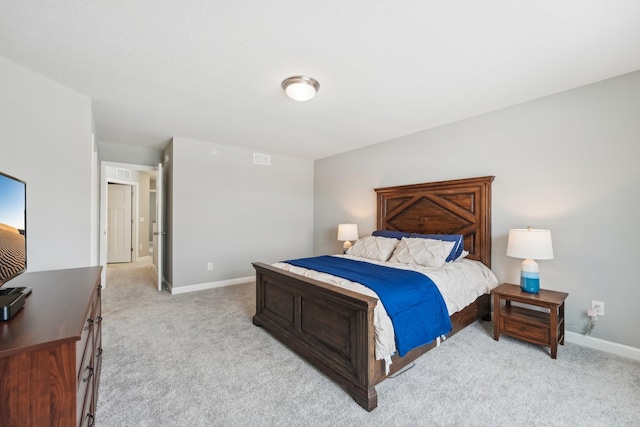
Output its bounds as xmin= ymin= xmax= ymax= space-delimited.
xmin=98 ymin=141 xmax=163 ymax=166
xmin=0 ymin=56 xmax=94 ymax=272
xmin=314 ymin=71 xmax=640 ymax=349
xmin=169 ymin=137 xmax=314 ymax=288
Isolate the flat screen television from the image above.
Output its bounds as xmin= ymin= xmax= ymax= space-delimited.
xmin=0 ymin=171 xmax=27 ymax=286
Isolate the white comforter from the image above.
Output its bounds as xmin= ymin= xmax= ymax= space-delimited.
xmin=273 ymin=255 xmax=499 ymax=364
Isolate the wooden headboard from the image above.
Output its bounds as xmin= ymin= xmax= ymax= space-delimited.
xmin=375 ymin=176 xmax=494 ymax=267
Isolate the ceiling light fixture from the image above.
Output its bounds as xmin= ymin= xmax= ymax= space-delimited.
xmin=281 ymin=75 xmax=320 ymax=101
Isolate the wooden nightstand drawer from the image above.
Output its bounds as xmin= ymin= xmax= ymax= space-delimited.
xmin=500 ymin=306 xmax=550 ymax=345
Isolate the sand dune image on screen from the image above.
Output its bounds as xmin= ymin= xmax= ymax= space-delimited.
xmin=0 ymin=223 xmax=25 ymax=282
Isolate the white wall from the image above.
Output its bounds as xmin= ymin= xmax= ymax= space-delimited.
xmin=169 ymin=137 xmax=314 ymax=288
xmin=0 ymin=57 xmax=94 ymax=272
xmin=314 ymin=71 xmax=640 ymax=349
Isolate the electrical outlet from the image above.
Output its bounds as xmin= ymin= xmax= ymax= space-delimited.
xmin=591 ymin=300 xmax=605 ymax=316
xmin=207 ymin=262 xmax=213 ymax=271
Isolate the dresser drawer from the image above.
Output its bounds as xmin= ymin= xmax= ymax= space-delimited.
xmin=93 ymin=308 xmax=103 ymax=413
xmin=76 ymin=344 xmax=95 ymax=426
xmin=77 ymin=365 xmax=95 ymax=427
xmin=75 ymin=291 xmax=98 ymax=375
xmin=77 ymin=327 xmax=94 ymax=386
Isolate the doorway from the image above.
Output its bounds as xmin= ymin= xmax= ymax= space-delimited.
xmin=100 ymin=162 xmax=164 ymax=291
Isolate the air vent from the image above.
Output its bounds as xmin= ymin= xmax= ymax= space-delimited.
xmin=116 ymin=168 xmax=131 ymax=179
xmin=253 ymin=153 xmax=271 ymax=166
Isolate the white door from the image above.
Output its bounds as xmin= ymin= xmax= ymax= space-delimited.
xmin=153 ymin=163 xmax=164 ymax=291
xmin=107 ymin=184 xmax=132 ymax=263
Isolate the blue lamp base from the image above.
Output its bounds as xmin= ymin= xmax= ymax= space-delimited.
xmin=520 ymin=272 xmax=540 ymax=293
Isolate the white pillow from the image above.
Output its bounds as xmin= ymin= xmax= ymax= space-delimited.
xmin=346 ymin=236 xmax=399 ymax=262
xmin=388 ymin=237 xmax=455 ymax=268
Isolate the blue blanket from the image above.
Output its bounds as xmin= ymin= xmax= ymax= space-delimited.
xmin=283 ymin=255 xmax=452 ymax=356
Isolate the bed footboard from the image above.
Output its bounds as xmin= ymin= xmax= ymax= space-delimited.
xmin=253 ymin=262 xmax=492 ymax=410
xmin=252 ymin=262 xmax=380 ymax=411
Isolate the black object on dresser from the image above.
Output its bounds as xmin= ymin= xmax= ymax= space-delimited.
xmin=0 ymin=286 xmax=31 ymax=321
xmin=0 ymin=266 xmax=103 ymax=426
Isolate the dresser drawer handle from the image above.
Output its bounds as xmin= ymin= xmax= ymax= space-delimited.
xmin=96 ymin=347 xmax=103 ymax=357
xmin=86 ymin=413 xmax=95 ymax=427
xmin=82 ymin=366 xmax=94 ymax=382
xmin=84 ymin=318 xmax=94 ymax=331
xmin=96 ymin=316 xmax=103 ymax=324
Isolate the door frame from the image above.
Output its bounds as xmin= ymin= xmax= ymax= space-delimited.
xmin=99 ymin=161 xmax=157 ymax=288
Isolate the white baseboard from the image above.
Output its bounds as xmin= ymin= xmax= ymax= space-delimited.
xmin=169 ymin=276 xmax=253 ymax=294
xmin=565 ymin=331 xmax=640 ymax=361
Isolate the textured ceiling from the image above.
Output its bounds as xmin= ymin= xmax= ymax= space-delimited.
xmin=1 ymin=1 xmax=639 ymax=159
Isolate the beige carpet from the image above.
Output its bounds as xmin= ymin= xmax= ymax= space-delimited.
xmin=96 ymin=260 xmax=640 ymax=426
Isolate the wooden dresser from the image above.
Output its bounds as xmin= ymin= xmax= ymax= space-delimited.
xmin=0 ymin=266 xmax=103 ymax=427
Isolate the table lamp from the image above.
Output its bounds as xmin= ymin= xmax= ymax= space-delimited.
xmin=506 ymin=227 xmax=554 ymax=293
xmin=337 ymin=223 xmax=358 ymax=252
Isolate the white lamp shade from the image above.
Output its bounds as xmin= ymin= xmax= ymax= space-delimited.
xmin=337 ymin=223 xmax=359 ymax=241
xmin=506 ymin=228 xmax=554 ymax=260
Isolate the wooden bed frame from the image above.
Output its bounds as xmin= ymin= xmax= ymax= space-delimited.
xmin=253 ymin=176 xmax=494 ymax=411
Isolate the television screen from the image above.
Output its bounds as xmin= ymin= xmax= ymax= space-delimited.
xmin=0 ymin=171 xmax=26 ymax=286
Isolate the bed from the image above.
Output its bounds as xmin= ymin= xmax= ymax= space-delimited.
xmin=252 ymin=176 xmax=495 ymax=411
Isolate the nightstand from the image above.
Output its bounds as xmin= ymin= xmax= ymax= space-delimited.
xmin=491 ymin=283 xmax=569 ymax=359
